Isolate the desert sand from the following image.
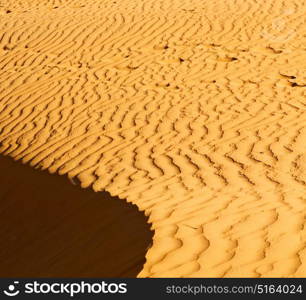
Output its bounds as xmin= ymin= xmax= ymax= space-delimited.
xmin=0 ymin=154 xmax=152 ymax=277
xmin=0 ymin=0 xmax=305 ymax=277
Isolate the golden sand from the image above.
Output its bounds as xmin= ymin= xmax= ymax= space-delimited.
xmin=0 ymin=0 xmax=305 ymax=277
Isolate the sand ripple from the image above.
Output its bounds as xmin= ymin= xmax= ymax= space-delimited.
xmin=0 ymin=0 xmax=305 ymax=277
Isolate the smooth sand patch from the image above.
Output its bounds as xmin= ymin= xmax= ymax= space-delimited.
xmin=0 ymin=0 xmax=305 ymax=277
xmin=0 ymin=155 xmax=153 ymax=277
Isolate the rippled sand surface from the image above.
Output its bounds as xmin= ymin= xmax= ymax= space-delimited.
xmin=0 ymin=0 xmax=305 ymax=277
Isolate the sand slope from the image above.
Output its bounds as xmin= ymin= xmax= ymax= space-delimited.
xmin=0 ymin=155 xmax=152 ymax=277
xmin=0 ymin=0 xmax=305 ymax=277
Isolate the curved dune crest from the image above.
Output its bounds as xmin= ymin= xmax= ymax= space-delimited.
xmin=0 ymin=0 xmax=305 ymax=277
xmin=0 ymin=154 xmax=153 ymax=277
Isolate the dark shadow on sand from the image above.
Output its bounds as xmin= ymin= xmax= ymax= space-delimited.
xmin=0 ymin=155 xmax=153 ymax=277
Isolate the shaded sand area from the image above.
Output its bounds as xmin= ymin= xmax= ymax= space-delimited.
xmin=0 ymin=0 xmax=305 ymax=277
xmin=0 ymin=155 xmax=153 ymax=277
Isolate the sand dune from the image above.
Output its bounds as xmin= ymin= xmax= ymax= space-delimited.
xmin=0 ymin=154 xmax=152 ymax=277
xmin=0 ymin=0 xmax=305 ymax=277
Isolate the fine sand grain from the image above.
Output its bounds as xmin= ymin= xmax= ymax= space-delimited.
xmin=0 ymin=0 xmax=305 ymax=277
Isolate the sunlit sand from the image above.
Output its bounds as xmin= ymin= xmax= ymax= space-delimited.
xmin=0 ymin=0 xmax=305 ymax=277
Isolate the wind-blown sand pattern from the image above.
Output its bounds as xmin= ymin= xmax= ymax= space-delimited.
xmin=0 ymin=0 xmax=305 ymax=277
